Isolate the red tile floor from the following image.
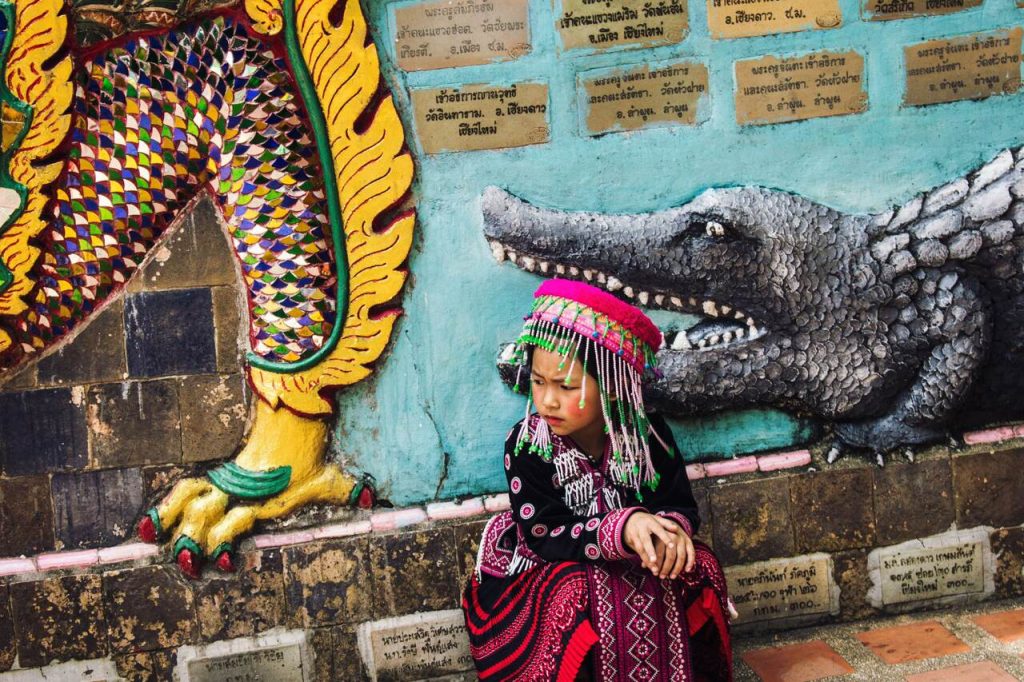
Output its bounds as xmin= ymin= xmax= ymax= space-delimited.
xmin=733 ymin=598 xmax=1024 ymax=681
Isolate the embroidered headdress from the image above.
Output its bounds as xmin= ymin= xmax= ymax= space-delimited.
xmin=511 ymin=279 xmax=666 ymax=492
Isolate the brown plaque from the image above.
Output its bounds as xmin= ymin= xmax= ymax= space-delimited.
xmin=904 ymin=28 xmax=1023 ymax=107
xmin=554 ymin=0 xmax=688 ymax=51
xmin=863 ymin=0 xmax=982 ymax=22
xmin=393 ymin=0 xmax=531 ymax=72
xmin=581 ymin=61 xmax=710 ymax=135
xmin=411 ymin=83 xmax=550 ymax=153
xmin=708 ymin=0 xmax=842 ymax=39
xmin=735 ymin=50 xmax=867 ymax=126
xmin=727 ymin=555 xmax=837 ymax=624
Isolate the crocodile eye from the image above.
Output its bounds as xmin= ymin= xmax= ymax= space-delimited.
xmin=705 ymin=220 xmax=726 ymax=238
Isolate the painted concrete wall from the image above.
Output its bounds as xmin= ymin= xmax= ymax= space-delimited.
xmin=336 ymin=0 xmax=1024 ymax=505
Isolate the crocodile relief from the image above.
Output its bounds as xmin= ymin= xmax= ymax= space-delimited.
xmin=483 ymin=146 xmax=1024 ymax=461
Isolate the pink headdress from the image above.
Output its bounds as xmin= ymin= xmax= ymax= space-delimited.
xmin=512 ymin=279 xmax=667 ymax=493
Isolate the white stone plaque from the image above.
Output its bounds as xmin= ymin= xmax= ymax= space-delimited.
xmin=725 ymin=553 xmax=838 ymax=625
xmin=357 ymin=609 xmax=473 ymax=682
xmin=175 ymin=630 xmax=311 ymax=682
xmin=868 ymin=527 xmax=994 ymax=610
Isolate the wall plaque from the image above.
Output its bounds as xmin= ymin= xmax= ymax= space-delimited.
xmin=707 ymin=0 xmax=842 ymax=39
xmin=411 ymin=83 xmax=549 ymax=153
xmin=735 ymin=50 xmax=867 ymax=125
xmin=554 ymin=0 xmax=688 ymax=51
xmin=726 ymin=554 xmax=838 ymax=624
xmin=581 ymin=61 xmax=710 ymax=135
xmin=393 ymin=0 xmax=531 ymax=72
xmin=868 ymin=528 xmax=995 ymax=610
xmin=188 ymin=644 xmax=304 ymax=682
xmin=357 ymin=610 xmax=473 ymax=682
xmin=904 ymin=28 xmax=1023 ymax=107
xmin=863 ymin=0 xmax=982 ymax=22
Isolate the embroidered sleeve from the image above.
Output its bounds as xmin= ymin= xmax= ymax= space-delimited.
xmin=597 ymin=506 xmax=644 ymax=560
xmin=655 ymin=510 xmax=694 ymax=538
xmin=504 ymin=421 xmax=615 ymax=564
xmin=643 ymin=413 xmax=701 ymax=537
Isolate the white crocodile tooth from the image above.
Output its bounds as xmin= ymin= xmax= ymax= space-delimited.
xmin=702 ymin=301 xmax=719 ymax=317
xmin=697 ymin=339 xmax=707 ymax=348
xmin=489 ymin=241 xmax=505 ymax=262
xmin=734 ymin=310 xmax=746 ymax=319
xmin=670 ymin=297 xmax=683 ymax=308
xmin=555 ymin=264 xmax=566 ymax=274
xmin=583 ymin=269 xmax=594 ymax=280
xmin=569 ymin=266 xmax=580 ymax=276
xmin=722 ymin=332 xmax=733 ymax=344
xmin=721 ymin=305 xmax=731 ymax=316
xmin=623 ymin=286 xmax=635 ymax=298
xmin=734 ymin=328 xmax=746 ymax=338
xmin=638 ymin=291 xmax=649 ymax=305
xmin=688 ymin=297 xmax=698 ymax=307
xmin=708 ymin=334 xmax=720 ymax=346
xmin=606 ymin=276 xmax=623 ymax=292
xmin=597 ymin=272 xmax=607 ymax=284
xmin=507 ymin=250 xmax=517 ymax=262
xmin=671 ymin=333 xmax=689 ymax=350
xmin=746 ymin=316 xmax=757 ymax=327
xmin=539 ymin=261 xmax=549 ymax=273
xmin=748 ymin=325 xmax=760 ymax=337
xmin=654 ymin=294 xmax=665 ymax=306
xmin=521 ymin=256 xmax=536 ymax=271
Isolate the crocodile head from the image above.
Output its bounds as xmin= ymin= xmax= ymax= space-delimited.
xmin=483 ymin=185 xmax=878 ymax=417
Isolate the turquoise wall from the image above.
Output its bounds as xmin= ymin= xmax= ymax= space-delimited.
xmin=334 ymin=0 xmax=1024 ymax=505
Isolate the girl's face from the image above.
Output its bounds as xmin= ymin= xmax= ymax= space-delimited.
xmin=530 ymin=347 xmax=606 ymax=447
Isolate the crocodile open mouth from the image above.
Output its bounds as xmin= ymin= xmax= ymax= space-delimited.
xmin=488 ymin=240 xmax=769 ymax=351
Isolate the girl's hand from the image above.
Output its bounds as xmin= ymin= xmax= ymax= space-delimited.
xmin=623 ymin=512 xmax=679 ymax=575
xmin=653 ymin=516 xmax=695 ymax=579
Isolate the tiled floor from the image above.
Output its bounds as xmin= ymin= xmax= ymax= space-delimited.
xmin=733 ymin=599 xmax=1024 ymax=681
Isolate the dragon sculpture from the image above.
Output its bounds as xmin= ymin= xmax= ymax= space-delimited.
xmin=483 ymin=146 xmax=1024 ymax=463
xmin=0 ymin=0 xmax=414 ymax=576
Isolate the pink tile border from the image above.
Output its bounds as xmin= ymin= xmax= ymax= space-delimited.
xmin=685 ymin=464 xmax=706 ymax=480
xmin=757 ymin=450 xmax=812 ymax=472
xmin=35 ymin=549 xmax=99 ymax=571
xmin=426 ymin=497 xmax=486 ymax=521
xmin=483 ymin=494 xmax=510 ymax=512
xmin=370 ymin=508 xmax=428 ymax=532
xmin=963 ymin=426 xmax=1018 ymax=445
xmin=312 ymin=520 xmax=372 ymax=540
xmin=251 ymin=530 xmax=316 ymax=549
xmin=704 ymin=456 xmax=759 ymax=477
xmin=0 ymin=557 xmax=37 ymax=577
xmin=98 ymin=543 xmax=160 ymax=564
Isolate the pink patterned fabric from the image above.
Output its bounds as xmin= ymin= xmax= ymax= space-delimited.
xmin=599 ymin=507 xmax=644 ymax=561
xmin=535 ymin=279 xmax=662 ymax=351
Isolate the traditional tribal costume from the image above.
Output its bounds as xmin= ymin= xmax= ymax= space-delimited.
xmin=463 ymin=279 xmax=734 ymax=682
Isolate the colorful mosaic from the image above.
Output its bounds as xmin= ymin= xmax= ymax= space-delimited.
xmin=16 ymin=17 xmax=337 ymax=364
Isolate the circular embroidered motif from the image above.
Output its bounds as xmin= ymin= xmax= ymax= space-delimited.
xmin=571 ymin=523 xmax=584 ymax=538
xmin=585 ymin=517 xmax=600 ymax=531
xmin=585 ymin=544 xmax=600 ymax=559
xmin=531 ymin=524 xmax=548 ymax=537
xmin=504 ymin=454 xmax=511 ymax=470
xmin=550 ymin=525 xmax=565 ymax=537
xmin=520 ymin=503 xmax=535 ymax=519
xmin=510 ymin=477 xmax=522 ymax=494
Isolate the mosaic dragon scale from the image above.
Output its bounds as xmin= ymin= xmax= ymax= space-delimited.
xmin=484 ymin=148 xmax=1024 ymax=462
xmin=0 ymin=0 xmax=414 ymax=575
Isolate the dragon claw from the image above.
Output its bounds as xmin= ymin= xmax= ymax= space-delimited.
xmin=356 ymin=484 xmax=376 ymax=509
xmin=875 ymin=452 xmax=885 ymax=468
xmin=176 ymin=547 xmax=203 ymax=579
xmin=214 ymin=547 xmax=236 ymax=573
xmin=137 ymin=508 xmax=161 ymax=543
xmin=826 ymin=442 xmax=844 ymax=464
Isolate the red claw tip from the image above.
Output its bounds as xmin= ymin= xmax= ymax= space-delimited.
xmin=176 ymin=548 xmax=202 ymax=579
xmin=356 ymin=485 xmax=375 ymax=509
xmin=137 ymin=515 xmax=157 ymax=543
xmin=215 ymin=551 xmax=236 ymax=572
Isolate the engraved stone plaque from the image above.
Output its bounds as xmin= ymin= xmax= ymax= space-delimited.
xmin=581 ymin=61 xmax=710 ymax=135
xmin=187 ymin=644 xmax=303 ymax=682
xmin=868 ymin=527 xmax=995 ymax=610
xmin=904 ymin=28 xmax=1023 ymax=107
xmin=411 ymin=83 xmax=549 ymax=153
xmin=735 ymin=50 xmax=867 ymax=126
xmin=554 ymin=0 xmax=688 ymax=52
xmin=393 ymin=0 xmax=531 ymax=72
xmin=357 ymin=610 xmax=473 ymax=682
xmin=726 ymin=554 xmax=838 ymax=625
xmin=707 ymin=0 xmax=842 ymax=39
xmin=863 ymin=0 xmax=982 ymax=22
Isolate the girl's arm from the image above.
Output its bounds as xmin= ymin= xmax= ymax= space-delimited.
xmin=504 ymin=422 xmax=644 ymax=563
xmin=641 ymin=412 xmax=701 ymax=538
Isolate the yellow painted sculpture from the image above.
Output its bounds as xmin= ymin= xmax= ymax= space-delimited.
xmin=0 ymin=0 xmax=414 ymax=576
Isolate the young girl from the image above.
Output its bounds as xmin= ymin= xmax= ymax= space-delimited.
xmin=463 ymin=279 xmax=734 ymax=682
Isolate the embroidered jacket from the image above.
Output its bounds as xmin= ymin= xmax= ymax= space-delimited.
xmin=480 ymin=412 xmax=700 ymax=577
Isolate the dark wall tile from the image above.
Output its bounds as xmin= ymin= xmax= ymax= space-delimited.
xmin=873 ymin=458 xmax=954 ymax=545
xmin=308 ymin=626 xmax=369 ymax=682
xmin=0 ymin=585 xmax=13 ymax=672
xmin=283 ymin=537 xmax=373 ymax=627
xmin=0 ymin=475 xmax=55 ymax=556
xmin=36 ymin=301 xmax=126 ymax=385
xmin=791 ymin=469 xmax=875 ymax=553
xmin=114 ymin=649 xmax=176 ymax=682
xmin=179 ymin=374 xmax=248 ymax=463
xmin=11 ymin=575 xmax=107 ymax=667
xmin=370 ymin=527 xmax=460 ymax=618
xmin=832 ymin=549 xmax=877 ymax=622
xmin=88 ymin=380 xmax=181 ymax=468
xmin=992 ymin=526 xmax=1024 ymax=599
xmin=125 ymin=289 xmax=216 ymax=378
xmin=212 ymin=286 xmax=245 ymax=374
xmin=0 ymin=363 xmax=36 ymax=390
xmin=139 ymin=198 xmax=239 ymax=291
xmin=693 ymin=481 xmax=714 ymax=550
xmin=710 ymin=477 xmax=794 ymax=565
xmin=52 ymin=467 xmax=145 ymax=548
xmin=954 ymin=449 xmax=1024 ymax=528
xmin=0 ymin=388 xmax=87 ymax=475
xmin=196 ymin=549 xmax=285 ymax=641
xmin=104 ymin=565 xmax=197 ymax=653
xmin=454 ymin=519 xmax=487 ymax=589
